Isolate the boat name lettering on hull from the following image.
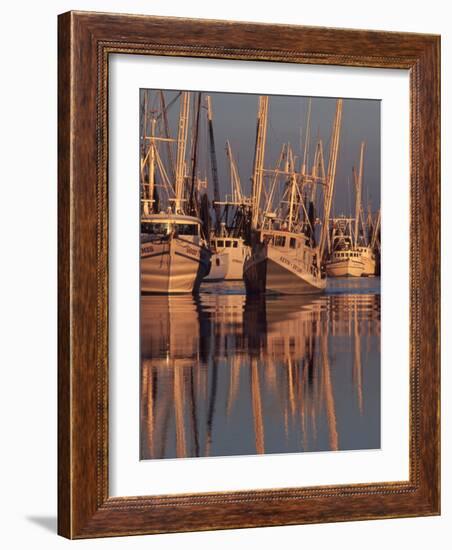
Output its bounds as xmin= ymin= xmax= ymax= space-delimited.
xmin=279 ymin=255 xmax=307 ymax=276
xmin=182 ymin=246 xmax=201 ymax=259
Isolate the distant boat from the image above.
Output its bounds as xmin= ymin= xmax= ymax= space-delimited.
xmin=325 ymin=249 xmax=365 ymax=277
xmin=205 ymin=100 xmax=250 ymax=282
xmin=210 ymin=235 xmax=247 ymax=280
xmin=204 ymin=249 xmax=229 ymax=282
xmin=351 ymin=143 xmax=377 ymax=276
xmin=141 ymin=213 xmax=211 ymax=293
xmin=325 ymin=142 xmax=377 ymax=277
xmin=325 ymin=217 xmax=365 ymax=277
xmin=325 ymin=229 xmax=375 ymax=278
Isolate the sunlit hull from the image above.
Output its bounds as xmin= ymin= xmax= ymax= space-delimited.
xmin=244 ymin=243 xmax=326 ymax=295
xmin=204 ymin=252 xmax=230 ymax=282
xmin=325 ymin=258 xmax=365 ymax=277
xmin=141 ymin=236 xmax=211 ymax=294
xmin=224 ymin=252 xmax=245 ymax=280
xmin=210 ymin=238 xmax=248 ymax=280
xmin=361 ymin=254 xmax=376 ymax=276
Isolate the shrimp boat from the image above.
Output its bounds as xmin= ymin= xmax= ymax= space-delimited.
xmin=209 ymin=140 xmax=252 ymax=281
xmin=204 ymin=246 xmax=229 ymax=282
xmin=326 ymin=231 xmax=376 ymax=278
xmin=325 ymin=217 xmax=365 ymax=277
xmin=203 ymin=97 xmax=250 ymax=281
xmin=325 ymin=142 xmax=377 ymax=277
xmin=244 ymin=96 xmax=343 ymax=294
xmin=244 ymin=227 xmax=324 ymax=294
xmin=141 ymin=214 xmax=211 ymax=293
xmin=140 ymin=91 xmax=211 ymax=294
xmin=352 ymin=143 xmax=376 ymax=276
xmin=209 ymin=235 xmax=247 ymax=280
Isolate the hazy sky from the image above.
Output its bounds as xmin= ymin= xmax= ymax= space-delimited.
xmin=141 ymin=90 xmax=380 ymax=216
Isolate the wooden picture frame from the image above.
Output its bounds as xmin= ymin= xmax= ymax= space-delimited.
xmin=58 ymin=10 xmax=440 ymax=538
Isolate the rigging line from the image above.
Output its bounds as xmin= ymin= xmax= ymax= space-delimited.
xmin=189 ymin=92 xmax=202 ymax=215
xmin=159 ymin=91 xmax=177 ymax=185
xmin=155 ymin=91 xmax=181 ymax=122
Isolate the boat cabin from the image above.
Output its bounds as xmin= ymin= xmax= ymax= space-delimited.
xmin=259 ymin=229 xmax=311 ymax=250
xmin=141 ymin=214 xmax=201 ymax=238
xmin=355 ymin=246 xmax=373 ymax=256
xmin=211 ymin=237 xmax=241 ymax=249
xmin=331 ymin=249 xmax=362 ymax=260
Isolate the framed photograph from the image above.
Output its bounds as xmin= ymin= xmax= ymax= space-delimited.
xmin=58 ymin=11 xmax=440 ymax=538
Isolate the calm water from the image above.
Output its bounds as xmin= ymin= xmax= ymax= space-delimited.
xmin=140 ymin=278 xmax=381 ymax=460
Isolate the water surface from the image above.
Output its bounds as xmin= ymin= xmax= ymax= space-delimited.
xmin=140 ymin=278 xmax=380 ymax=459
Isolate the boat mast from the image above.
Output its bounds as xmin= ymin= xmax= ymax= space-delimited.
xmin=174 ymin=92 xmax=190 ymax=214
xmin=140 ymin=92 xmax=149 ymax=216
xmin=147 ymin=117 xmax=156 ymax=215
xmin=263 ymin=144 xmax=287 ymax=217
xmin=370 ymin=209 xmax=381 ymax=250
xmin=206 ymin=95 xmax=221 ymax=232
xmin=140 ymin=90 xmax=148 ymax=180
xmin=301 ymin=98 xmax=312 ymax=177
xmin=319 ymin=99 xmax=343 ymax=261
xmin=159 ymin=91 xmax=176 ymax=186
xmin=354 ymin=141 xmax=365 ymax=246
xmin=287 ymin=146 xmax=298 ymax=232
xmin=251 ymin=96 xmax=269 ymax=230
xmin=310 ymin=139 xmax=325 ymax=203
xmin=188 ymin=92 xmax=202 ymax=216
xmin=226 ymin=140 xmax=244 ymax=204
xmin=141 ymin=105 xmax=157 ymax=217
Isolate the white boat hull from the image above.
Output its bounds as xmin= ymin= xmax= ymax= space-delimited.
xmin=204 ymin=252 xmax=229 ymax=282
xmin=210 ymin=238 xmax=248 ymax=280
xmin=224 ymin=254 xmax=245 ymax=280
xmin=141 ymin=236 xmax=211 ymax=294
xmin=360 ymin=254 xmax=376 ymax=276
xmin=244 ymin=243 xmax=326 ymax=295
xmin=325 ymin=258 xmax=365 ymax=277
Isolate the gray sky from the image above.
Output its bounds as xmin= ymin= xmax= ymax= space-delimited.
xmin=141 ymin=90 xmax=380 ymax=215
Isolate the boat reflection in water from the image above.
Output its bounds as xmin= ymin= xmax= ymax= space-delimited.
xmin=140 ymin=279 xmax=381 ymax=459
